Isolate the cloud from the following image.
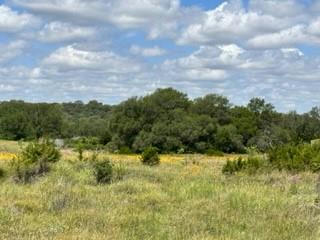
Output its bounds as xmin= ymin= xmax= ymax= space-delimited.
xmin=2 ymin=0 xmax=320 ymax=112
xmin=247 ymin=19 xmax=320 ymax=49
xmin=247 ymin=25 xmax=308 ymax=49
xmin=249 ymin=0 xmax=306 ymax=18
xmin=308 ymin=17 xmax=320 ymax=36
xmin=0 ymin=5 xmax=40 ymax=32
xmin=0 ymin=40 xmax=27 ymax=63
xmin=12 ymin=0 xmax=193 ymax=39
xmin=130 ymin=45 xmax=167 ymax=57
xmin=42 ymin=45 xmax=142 ymax=73
xmin=161 ymin=46 xmax=232 ymax=82
xmin=36 ymin=21 xmax=97 ymax=42
xmin=163 ymin=44 xmax=245 ymax=72
xmin=178 ymin=1 xmax=291 ymax=46
xmin=159 ymin=44 xmax=320 ymax=111
xmin=1 ymin=42 xmax=320 ymax=112
xmin=177 ymin=0 xmax=320 ymax=49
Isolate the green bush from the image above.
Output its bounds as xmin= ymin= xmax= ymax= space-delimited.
xmin=268 ymin=143 xmax=320 ymax=172
xmin=206 ymin=149 xmax=224 ymax=157
xmin=141 ymin=147 xmax=160 ymax=166
xmin=118 ymin=146 xmax=133 ymax=155
xmin=245 ymin=155 xmax=265 ymax=174
xmin=67 ymin=137 xmax=103 ymax=151
xmin=12 ymin=139 xmax=61 ymax=183
xmin=222 ymin=155 xmax=265 ymax=175
xmin=222 ymin=157 xmax=245 ymax=175
xmin=223 ymin=143 xmax=320 ymax=175
xmin=93 ymin=159 xmax=113 ymax=184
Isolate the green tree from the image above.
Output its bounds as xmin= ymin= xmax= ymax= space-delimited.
xmin=192 ymin=94 xmax=231 ymax=124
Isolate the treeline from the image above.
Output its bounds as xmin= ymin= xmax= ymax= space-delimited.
xmin=1 ymin=88 xmax=320 ymax=153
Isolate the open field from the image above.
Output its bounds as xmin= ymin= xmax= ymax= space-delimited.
xmin=0 ymin=140 xmax=21 ymax=154
xmin=0 ymin=145 xmax=319 ymax=240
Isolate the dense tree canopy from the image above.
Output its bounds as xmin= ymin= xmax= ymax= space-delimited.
xmin=1 ymin=88 xmax=320 ymax=153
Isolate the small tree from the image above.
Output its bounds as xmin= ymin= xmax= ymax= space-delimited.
xmin=12 ymin=139 xmax=61 ymax=183
xmin=141 ymin=147 xmax=160 ymax=166
xmin=93 ymin=159 xmax=113 ymax=184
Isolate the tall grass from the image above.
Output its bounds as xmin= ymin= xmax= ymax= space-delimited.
xmin=0 ymin=152 xmax=319 ymax=239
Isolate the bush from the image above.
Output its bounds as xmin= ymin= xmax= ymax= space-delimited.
xmin=93 ymin=159 xmax=113 ymax=184
xmin=222 ymin=155 xmax=266 ymax=175
xmin=268 ymin=143 xmax=320 ymax=172
xmin=223 ymin=143 xmax=320 ymax=175
xmin=206 ymin=149 xmax=224 ymax=157
xmin=222 ymin=157 xmax=246 ymax=175
xmin=67 ymin=137 xmax=103 ymax=151
xmin=12 ymin=139 xmax=61 ymax=183
xmin=141 ymin=147 xmax=160 ymax=166
xmin=118 ymin=146 xmax=133 ymax=155
xmin=245 ymin=155 xmax=265 ymax=174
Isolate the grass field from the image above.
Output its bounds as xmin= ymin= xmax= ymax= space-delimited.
xmin=0 ymin=140 xmax=21 ymax=153
xmin=0 ymin=142 xmax=319 ymax=239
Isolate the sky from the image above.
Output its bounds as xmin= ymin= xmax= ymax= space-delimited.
xmin=0 ymin=0 xmax=320 ymax=112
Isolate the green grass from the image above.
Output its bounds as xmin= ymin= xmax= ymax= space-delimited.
xmin=0 ymin=152 xmax=319 ymax=239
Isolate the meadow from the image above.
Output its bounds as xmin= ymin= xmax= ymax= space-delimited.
xmin=0 ymin=141 xmax=319 ymax=240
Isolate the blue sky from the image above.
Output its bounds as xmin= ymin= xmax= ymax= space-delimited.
xmin=1 ymin=0 xmax=320 ymax=112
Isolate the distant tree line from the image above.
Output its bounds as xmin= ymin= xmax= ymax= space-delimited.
xmin=1 ymin=88 xmax=320 ymax=153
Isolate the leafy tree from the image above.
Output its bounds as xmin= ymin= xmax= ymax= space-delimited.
xmin=192 ymin=94 xmax=231 ymax=124
xmin=231 ymin=106 xmax=258 ymax=144
xmin=1 ymin=88 xmax=320 ymax=155
xmin=215 ymin=125 xmax=245 ymax=153
xmin=248 ymin=98 xmax=274 ymax=114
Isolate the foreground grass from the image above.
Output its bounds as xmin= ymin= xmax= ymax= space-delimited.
xmin=0 ymin=152 xmax=319 ymax=240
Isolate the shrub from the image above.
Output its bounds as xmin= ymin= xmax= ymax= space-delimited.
xmin=268 ymin=143 xmax=320 ymax=172
xmin=222 ymin=155 xmax=266 ymax=175
xmin=118 ymin=146 xmax=133 ymax=155
xmin=68 ymin=137 xmax=103 ymax=151
xmin=223 ymin=143 xmax=320 ymax=175
xmin=222 ymin=157 xmax=245 ymax=175
xmin=141 ymin=147 xmax=160 ymax=166
xmin=12 ymin=139 xmax=61 ymax=183
xmin=206 ymin=149 xmax=224 ymax=157
xmin=93 ymin=159 xmax=113 ymax=184
xmin=245 ymin=155 xmax=265 ymax=174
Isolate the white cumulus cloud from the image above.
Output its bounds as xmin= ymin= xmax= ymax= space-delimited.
xmin=0 ymin=5 xmax=40 ymax=32
xmin=42 ymin=45 xmax=142 ymax=74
